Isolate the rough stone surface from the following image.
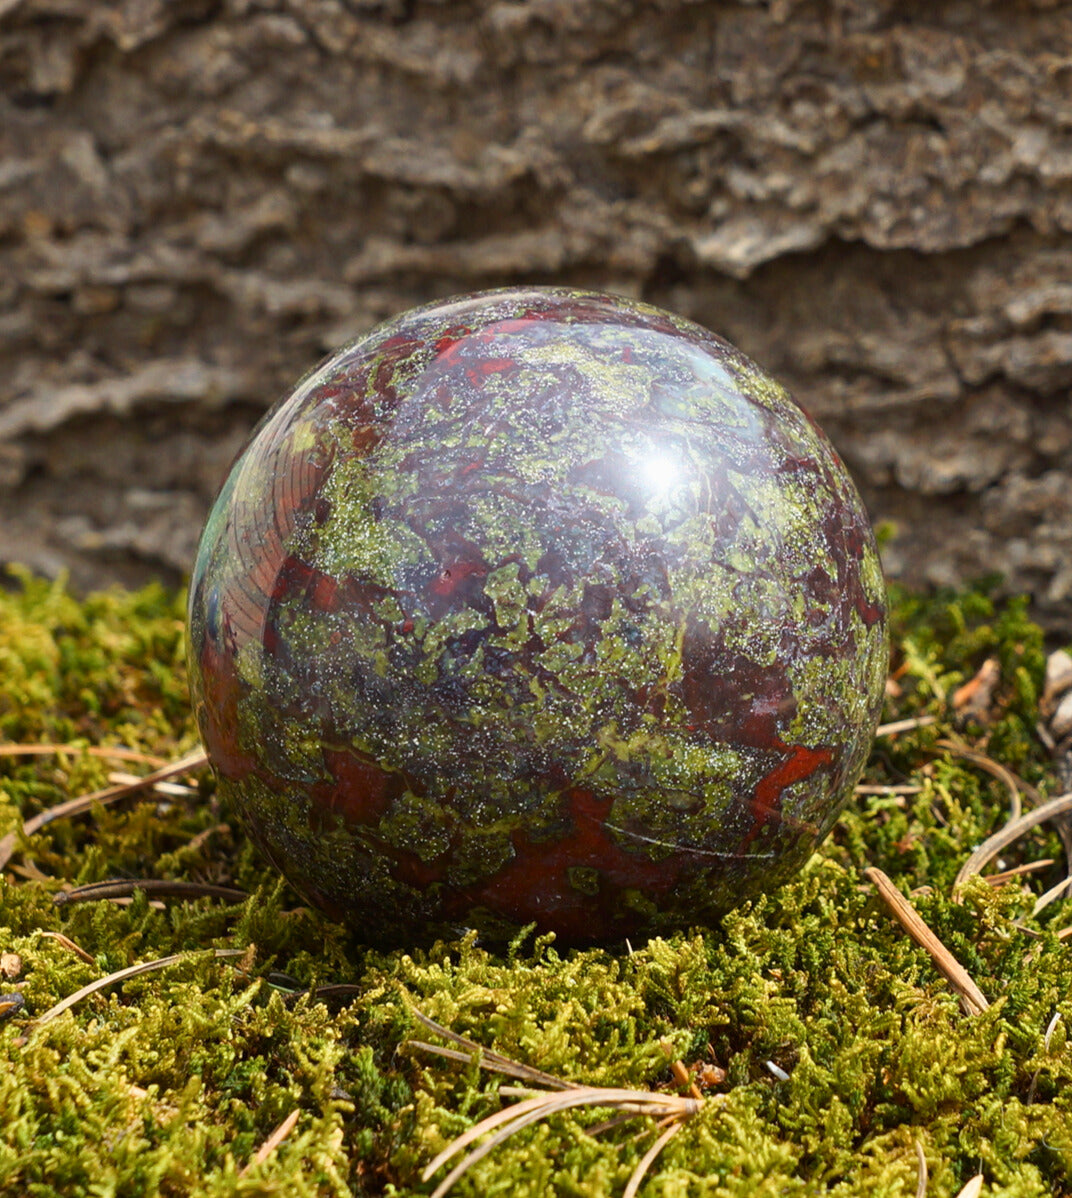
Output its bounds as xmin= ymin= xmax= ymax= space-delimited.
xmin=2 ymin=0 xmax=1071 ymax=626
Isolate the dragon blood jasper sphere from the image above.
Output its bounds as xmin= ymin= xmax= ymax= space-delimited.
xmin=188 ymin=288 xmax=888 ymax=946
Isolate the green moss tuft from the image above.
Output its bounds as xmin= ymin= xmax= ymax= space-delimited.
xmin=0 ymin=570 xmax=1070 ymax=1195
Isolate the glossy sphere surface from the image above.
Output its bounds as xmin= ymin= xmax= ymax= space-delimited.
xmin=188 ymin=288 xmax=888 ymax=945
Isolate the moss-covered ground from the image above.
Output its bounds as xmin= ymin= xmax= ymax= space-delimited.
xmin=0 ymin=568 xmax=1070 ymax=1197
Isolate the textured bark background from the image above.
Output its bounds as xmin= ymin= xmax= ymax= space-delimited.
xmin=2 ymin=0 xmax=1071 ymax=628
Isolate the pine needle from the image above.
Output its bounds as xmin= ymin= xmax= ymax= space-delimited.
xmin=865 ymin=867 xmax=989 ymax=1015
xmin=54 ymin=879 xmax=248 ymax=905
xmin=914 ymin=1139 xmax=928 ymax=1198
xmin=935 ymin=738 xmax=1038 ymax=822
xmin=406 ymin=1004 xmax=704 ymax=1198
xmin=30 ymin=947 xmax=245 ymax=1031
xmin=239 ymin=1108 xmax=301 ymax=1177
xmin=953 ymin=791 xmax=1072 ymax=895
xmin=38 ymin=930 xmax=95 ymax=964
xmin=875 ymin=716 xmax=938 ymax=737
xmin=422 ymin=1086 xmax=699 ymax=1198
xmin=0 ymin=748 xmax=209 ymax=871
xmin=0 ymin=743 xmax=169 ymax=766
xmin=408 ymin=1006 xmax=578 ymax=1091
xmin=622 ymin=1118 xmax=686 ymax=1198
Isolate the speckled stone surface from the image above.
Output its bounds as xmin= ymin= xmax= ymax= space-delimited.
xmin=188 ymin=288 xmax=888 ymax=946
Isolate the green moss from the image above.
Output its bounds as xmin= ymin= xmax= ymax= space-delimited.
xmin=0 ymin=568 xmax=1070 ymax=1195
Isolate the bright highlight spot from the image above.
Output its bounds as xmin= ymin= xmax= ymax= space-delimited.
xmin=638 ymin=450 xmax=682 ymax=493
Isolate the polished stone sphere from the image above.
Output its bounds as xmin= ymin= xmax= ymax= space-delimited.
xmin=188 ymin=288 xmax=888 ymax=945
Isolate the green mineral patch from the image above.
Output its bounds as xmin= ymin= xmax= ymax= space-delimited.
xmin=315 ymin=455 xmax=424 ymax=584
xmin=377 ymin=791 xmax=451 ymax=863
xmin=0 ymin=568 xmax=1071 ymax=1197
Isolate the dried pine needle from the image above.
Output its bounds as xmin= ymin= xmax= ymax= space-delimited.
xmin=407 ymin=1004 xmax=706 ymax=1198
xmin=953 ymin=792 xmax=1072 ymax=895
xmin=30 ymin=948 xmax=245 ymax=1031
xmin=421 ymin=1086 xmax=700 ymax=1198
xmin=621 ymin=1119 xmax=687 ymax=1198
xmin=865 ymin=867 xmax=989 ymax=1015
xmin=408 ymin=1006 xmax=578 ymax=1091
xmin=914 ymin=1139 xmax=927 ymax=1198
xmin=0 ymin=742 xmax=169 ymax=767
xmin=0 ymin=748 xmax=209 ymax=871
xmin=239 ymin=1108 xmax=301 ymax=1177
xmin=875 ymin=716 xmax=938 ymax=737
xmin=54 ymin=879 xmax=249 ymax=906
xmin=38 ymin=931 xmax=95 ymax=964
xmin=934 ymin=738 xmax=1039 ymax=822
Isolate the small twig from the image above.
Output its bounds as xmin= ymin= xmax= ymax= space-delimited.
xmin=54 ymin=879 xmax=249 ymax=906
xmin=865 ymin=867 xmax=989 ymax=1016
xmin=239 ymin=1108 xmax=301 ymax=1177
xmin=953 ymin=792 xmax=1072 ymax=896
xmin=0 ymin=748 xmax=209 ymax=871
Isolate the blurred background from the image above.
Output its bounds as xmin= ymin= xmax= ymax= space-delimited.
xmin=1 ymin=0 xmax=1070 ymax=629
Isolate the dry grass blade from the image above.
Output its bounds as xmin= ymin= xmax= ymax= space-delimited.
xmin=239 ymin=1108 xmax=301 ymax=1177
xmin=953 ymin=792 xmax=1072 ymax=895
xmin=0 ymin=748 xmax=209 ymax=871
xmin=914 ymin=1139 xmax=927 ymax=1198
xmin=30 ymin=947 xmax=245 ymax=1031
xmin=622 ymin=1119 xmax=686 ymax=1198
xmin=422 ymin=1087 xmax=699 ymax=1198
xmin=955 ymin=1174 xmax=984 ymax=1198
xmin=865 ymin=867 xmax=989 ymax=1016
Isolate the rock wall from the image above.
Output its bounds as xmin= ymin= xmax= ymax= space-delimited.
xmin=2 ymin=0 xmax=1071 ymax=626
